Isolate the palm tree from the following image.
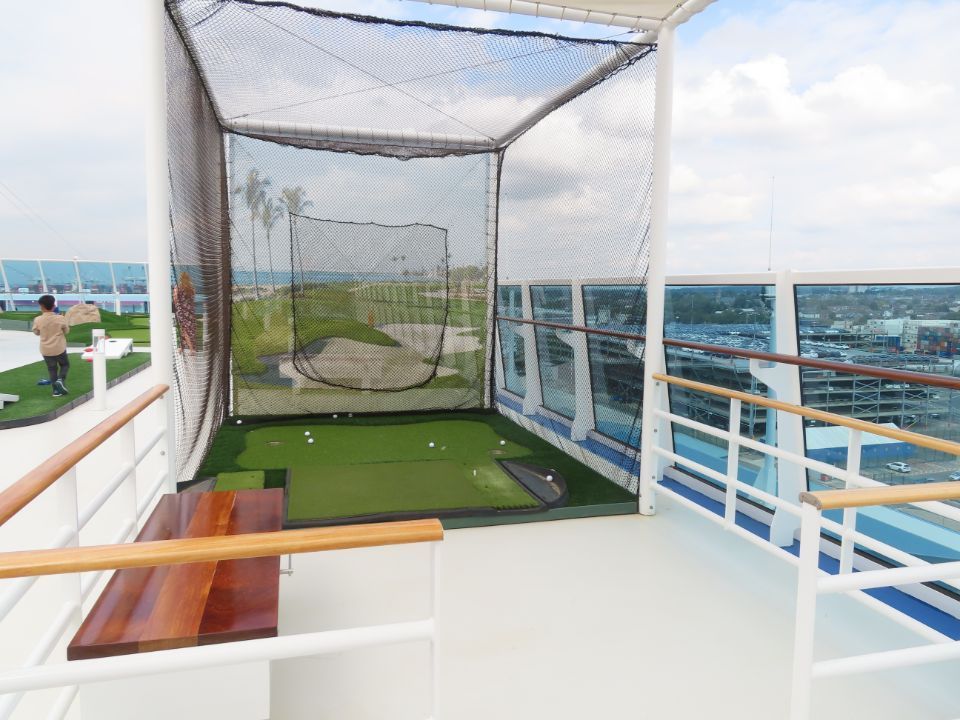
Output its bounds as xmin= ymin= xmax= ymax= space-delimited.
xmin=279 ymin=186 xmax=313 ymax=216
xmin=234 ymin=169 xmax=271 ymax=299
xmin=260 ymin=198 xmax=285 ymax=293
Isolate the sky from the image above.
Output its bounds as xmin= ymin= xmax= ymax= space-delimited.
xmin=0 ymin=0 xmax=958 ymax=276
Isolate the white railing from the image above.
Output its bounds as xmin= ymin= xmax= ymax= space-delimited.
xmin=645 ymin=373 xmax=960 ymax=720
xmin=0 ymin=382 xmax=442 ymax=720
xmin=0 ymin=384 xmax=171 ymax=720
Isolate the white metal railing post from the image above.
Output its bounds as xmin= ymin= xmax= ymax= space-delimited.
xmin=519 ymin=282 xmax=544 ymax=416
xmin=637 ymin=20 xmax=676 ymax=516
xmin=429 ymin=541 xmax=440 ymax=720
xmin=790 ymin=501 xmax=821 ymax=720
xmin=91 ymin=328 xmax=107 ymax=411
xmin=119 ymin=423 xmax=140 ymax=531
xmin=724 ymin=398 xmax=742 ymax=526
xmin=483 ymin=152 xmax=499 ymax=409
xmin=839 ymin=429 xmax=862 ymax=574
xmin=566 ymin=281 xmax=596 ymax=441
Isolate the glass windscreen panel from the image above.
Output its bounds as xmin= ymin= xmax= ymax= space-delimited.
xmin=41 ymin=261 xmax=80 ymax=294
xmin=77 ymin=262 xmax=115 ymax=294
xmin=664 ymin=285 xmax=778 ymax=500
xmin=2 ymin=260 xmax=44 ymax=294
xmin=796 ymin=283 xmax=960 ymax=564
xmin=113 ymin=263 xmax=148 ymax=294
xmin=496 ymin=284 xmax=526 ymax=397
xmin=530 ymin=285 xmax=575 ymax=419
xmin=583 ymin=284 xmax=645 ymax=446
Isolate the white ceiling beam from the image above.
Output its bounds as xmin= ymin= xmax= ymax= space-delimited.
xmin=224 ymin=117 xmax=495 ymax=152
xmin=404 ymin=0 xmax=662 ymax=31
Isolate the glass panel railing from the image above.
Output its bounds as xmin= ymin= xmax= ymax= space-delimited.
xmin=2 ymin=259 xmax=44 ymax=294
xmin=77 ymin=261 xmax=115 ymax=295
xmin=496 ymin=284 xmax=526 ymax=397
xmin=530 ymin=284 xmax=575 ymax=419
xmin=113 ymin=262 xmax=148 ymax=295
xmin=796 ymin=283 xmax=960 ymax=562
xmin=664 ymin=284 xmax=777 ymax=499
xmin=40 ymin=260 xmax=80 ymax=294
xmin=583 ymin=284 xmax=646 ymax=446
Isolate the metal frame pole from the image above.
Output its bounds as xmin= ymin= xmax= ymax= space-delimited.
xmin=144 ymin=0 xmax=178 ymax=487
xmin=637 ymin=22 xmax=676 ymax=515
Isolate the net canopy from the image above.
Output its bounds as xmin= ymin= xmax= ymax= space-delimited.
xmin=164 ymin=0 xmax=657 ymax=492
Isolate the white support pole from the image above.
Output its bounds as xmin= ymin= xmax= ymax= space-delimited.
xmin=724 ymin=398 xmax=742 ymax=527
xmin=839 ymin=429 xmax=862 ymax=574
xmin=789 ymin=501 xmax=822 ymax=720
xmin=520 ymin=283 xmax=544 ymax=416
xmin=636 ymin=22 xmax=676 ymax=516
xmin=428 ymin=541 xmax=440 ymax=720
xmin=145 ymin=0 xmax=178 ymax=487
xmin=565 ymin=281 xmax=596 ymax=441
xmin=91 ymin=328 xmax=107 ymax=411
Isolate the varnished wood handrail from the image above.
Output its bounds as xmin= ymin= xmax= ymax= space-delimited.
xmin=800 ymin=483 xmax=960 ymax=511
xmin=0 ymin=384 xmax=169 ymax=527
xmin=0 ymin=519 xmax=444 ymax=579
xmin=652 ymin=373 xmax=960 ymax=457
xmin=496 ymin=315 xmax=960 ymax=391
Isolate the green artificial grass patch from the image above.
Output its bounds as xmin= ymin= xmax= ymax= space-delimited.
xmin=287 ymin=460 xmax=536 ymax=521
xmin=0 ymin=353 xmax=152 ymax=422
xmin=215 ymin=470 xmax=265 ymax=491
xmin=198 ymin=411 xmax=636 ymax=514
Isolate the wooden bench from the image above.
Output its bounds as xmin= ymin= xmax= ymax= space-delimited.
xmin=68 ymin=489 xmax=282 ymax=660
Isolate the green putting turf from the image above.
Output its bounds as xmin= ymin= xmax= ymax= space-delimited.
xmin=235 ymin=420 xmax=538 ymax=520
xmin=215 ymin=470 xmax=265 ymax=491
xmin=198 ymin=412 xmax=637 ymax=524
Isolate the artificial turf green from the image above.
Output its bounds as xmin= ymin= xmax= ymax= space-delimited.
xmin=287 ymin=460 xmax=536 ymax=521
xmin=215 ymin=470 xmax=265 ymax=491
xmin=198 ymin=411 xmax=636 ymax=514
xmin=0 ymin=353 xmax=152 ymax=422
xmin=237 ymin=420 xmax=538 ymax=519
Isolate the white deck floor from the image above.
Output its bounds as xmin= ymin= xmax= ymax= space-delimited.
xmin=2 ymin=368 xmax=959 ymax=719
xmin=275 ymin=503 xmax=960 ymax=720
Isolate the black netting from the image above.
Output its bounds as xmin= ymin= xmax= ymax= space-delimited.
xmin=166 ymin=12 xmax=231 ymax=480
xmin=288 ymin=215 xmax=450 ymax=391
xmin=227 ymin=135 xmax=491 ymax=415
xmin=164 ymin=0 xmax=657 ymax=494
xmin=166 ymin=0 xmax=652 ymax=159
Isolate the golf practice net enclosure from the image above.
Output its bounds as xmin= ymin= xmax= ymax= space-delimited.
xmin=164 ymin=0 xmax=657 ymax=485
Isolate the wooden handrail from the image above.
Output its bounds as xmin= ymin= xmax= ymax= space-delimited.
xmin=652 ymin=373 xmax=960 ymax=457
xmin=0 ymin=519 xmax=443 ymax=579
xmin=800 ymin=483 xmax=960 ymax=511
xmin=0 ymin=384 xmax=169 ymax=527
xmin=495 ymin=315 xmax=960 ymax=391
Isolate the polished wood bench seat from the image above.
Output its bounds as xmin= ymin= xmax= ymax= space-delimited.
xmin=68 ymin=489 xmax=282 ymax=660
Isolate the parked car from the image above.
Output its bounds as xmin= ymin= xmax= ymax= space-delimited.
xmin=949 ymin=471 xmax=960 ymax=481
xmin=885 ymin=462 xmax=912 ymax=473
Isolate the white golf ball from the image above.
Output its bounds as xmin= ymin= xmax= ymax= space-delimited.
xmin=348 ymin=413 xmax=353 ymax=418
xmin=499 ymin=440 xmax=506 ymax=446
xmin=308 ymin=438 xmax=314 ymax=445
xmin=546 ymin=475 xmax=554 ymax=482
xmin=304 ymin=431 xmax=311 ymax=437
xmin=236 ymin=419 xmax=243 ymax=425
xmin=332 ymin=414 xmax=338 ymax=419
xmin=428 ymin=442 xmax=435 ymax=448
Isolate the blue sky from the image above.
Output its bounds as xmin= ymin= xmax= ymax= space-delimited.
xmin=0 ymin=1 xmax=957 ymax=274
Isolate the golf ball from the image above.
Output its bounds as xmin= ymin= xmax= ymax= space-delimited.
xmin=499 ymin=440 xmax=506 ymax=446
xmin=308 ymin=438 xmax=314 ymax=445
xmin=304 ymin=431 xmax=311 ymax=437
xmin=428 ymin=442 xmax=435 ymax=448
xmin=546 ymin=474 xmax=554 ymax=482
xmin=332 ymin=414 xmax=338 ymax=419
xmin=348 ymin=413 xmax=353 ymax=418
xmin=236 ymin=419 xmax=243 ymax=425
